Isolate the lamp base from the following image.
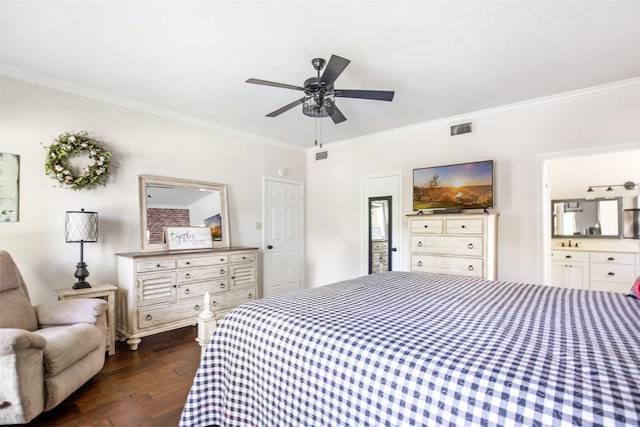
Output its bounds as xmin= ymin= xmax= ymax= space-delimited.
xmin=72 ymin=281 xmax=92 ymax=290
xmin=72 ymin=261 xmax=91 ymax=289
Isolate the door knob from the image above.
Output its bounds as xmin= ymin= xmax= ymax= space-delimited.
xmin=267 ymin=245 xmax=273 ymax=249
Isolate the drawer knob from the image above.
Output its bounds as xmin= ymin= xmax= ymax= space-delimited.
xmin=608 ymin=272 xmax=615 ymax=276
xmin=146 ymin=314 xmax=152 ymax=321
xmin=468 ymin=265 xmax=474 ymax=271
xmin=565 ymin=255 xmax=572 ymax=259
xmin=194 ymin=304 xmax=200 ymax=311
xmin=220 ymin=269 xmax=225 ymax=274
xmin=231 ymin=276 xmax=235 ymax=280
xmin=156 ymin=264 xmax=161 ymax=268
xmin=220 ymin=258 xmax=225 ymax=262
xmin=467 ymin=243 xmax=474 ymax=249
xmin=607 ymin=257 xmax=615 ymax=261
xmin=417 ymin=241 xmax=423 ymax=247
xmin=248 ymin=294 xmax=253 ymax=299
xmin=242 ymin=256 xmax=246 ymax=260
xmin=417 ymin=261 xmax=422 ymax=267
xmin=424 ymin=225 xmax=428 ymax=228
xmin=212 ymin=301 xmax=217 ymax=306
xmin=185 ymin=288 xmax=190 ymax=294
xmin=185 ymin=273 xmax=191 ymax=279
xmin=461 ymin=225 xmax=466 ymax=229
xmin=220 ymin=283 xmax=225 ymax=288
xmin=186 ymin=261 xmax=191 ymax=265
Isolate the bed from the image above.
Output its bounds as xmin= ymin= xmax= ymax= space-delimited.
xmin=180 ymin=271 xmax=640 ymax=426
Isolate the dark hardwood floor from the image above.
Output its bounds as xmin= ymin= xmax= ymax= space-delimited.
xmin=25 ymin=326 xmax=201 ymax=427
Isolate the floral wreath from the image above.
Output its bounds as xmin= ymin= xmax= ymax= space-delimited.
xmin=44 ymin=131 xmax=112 ymax=190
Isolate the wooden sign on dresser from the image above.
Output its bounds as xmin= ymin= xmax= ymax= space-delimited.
xmin=116 ymin=247 xmax=258 ymax=350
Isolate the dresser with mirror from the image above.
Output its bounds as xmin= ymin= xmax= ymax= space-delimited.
xmin=116 ymin=175 xmax=258 ymax=350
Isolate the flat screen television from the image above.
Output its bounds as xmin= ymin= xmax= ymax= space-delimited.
xmin=413 ymin=160 xmax=494 ymax=212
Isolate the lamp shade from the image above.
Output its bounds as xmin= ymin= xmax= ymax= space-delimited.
xmin=65 ymin=209 xmax=98 ymax=242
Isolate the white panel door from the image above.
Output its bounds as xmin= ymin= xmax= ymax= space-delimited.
xmin=263 ymin=177 xmax=304 ymax=297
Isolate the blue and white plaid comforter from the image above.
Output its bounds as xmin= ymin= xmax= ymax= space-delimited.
xmin=180 ymin=272 xmax=640 ymax=426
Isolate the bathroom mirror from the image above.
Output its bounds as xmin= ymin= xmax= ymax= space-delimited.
xmin=139 ymin=175 xmax=230 ymax=251
xmin=551 ymin=197 xmax=623 ymax=238
xmin=369 ymin=196 xmax=392 ymax=273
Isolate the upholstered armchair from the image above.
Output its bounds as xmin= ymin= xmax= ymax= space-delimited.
xmin=0 ymin=250 xmax=108 ymax=424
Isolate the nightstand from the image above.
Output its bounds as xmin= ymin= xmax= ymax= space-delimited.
xmin=55 ymin=283 xmax=117 ymax=356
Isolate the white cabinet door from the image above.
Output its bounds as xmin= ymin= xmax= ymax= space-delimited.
xmin=551 ymin=262 xmax=589 ymax=289
xmin=565 ymin=263 xmax=589 ymax=290
xmin=550 ymin=262 xmax=566 ymax=287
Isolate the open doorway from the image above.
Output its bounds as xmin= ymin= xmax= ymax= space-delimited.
xmin=539 ymin=144 xmax=640 ymax=284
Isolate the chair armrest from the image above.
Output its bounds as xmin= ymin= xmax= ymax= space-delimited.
xmin=35 ymin=298 xmax=107 ymax=327
xmin=0 ymin=328 xmax=47 ymax=354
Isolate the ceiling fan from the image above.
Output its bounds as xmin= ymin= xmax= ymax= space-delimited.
xmin=246 ymin=54 xmax=395 ymax=124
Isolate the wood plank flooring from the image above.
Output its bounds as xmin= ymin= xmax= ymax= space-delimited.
xmin=25 ymin=326 xmax=201 ymax=427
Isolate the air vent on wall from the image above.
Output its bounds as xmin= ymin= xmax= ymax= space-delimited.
xmin=316 ymin=151 xmax=328 ymax=161
xmin=451 ymin=122 xmax=472 ymax=136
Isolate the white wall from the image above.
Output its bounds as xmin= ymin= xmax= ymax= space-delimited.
xmin=549 ymin=150 xmax=640 ymax=202
xmin=3 ymin=76 xmax=639 ymax=304
xmin=306 ymin=81 xmax=640 ymax=287
xmin=0 ymin=76 xmax=306 ymax=304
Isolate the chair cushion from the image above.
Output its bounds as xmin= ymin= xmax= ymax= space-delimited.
xmin=34 ymin=323 xmax=103 ymax=377
xmin=0 ymin=251 xmax=38 ymax=331
xmin=0 ymin=288 xmax=38 ymax=331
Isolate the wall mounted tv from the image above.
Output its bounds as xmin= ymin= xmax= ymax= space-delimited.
xmin=413 ymin=160 xmax=494 ymax=212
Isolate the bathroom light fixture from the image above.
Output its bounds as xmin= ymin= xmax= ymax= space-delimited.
xmin=585 ymin=181 xmax=638 ymax=193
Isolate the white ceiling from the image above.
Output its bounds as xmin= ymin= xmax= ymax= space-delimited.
xmin=2 ymin=1 xmax=639 ymax=149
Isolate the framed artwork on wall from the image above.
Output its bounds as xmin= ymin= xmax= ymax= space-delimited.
xmin=0 ymin=153 xmax=19 ymax=222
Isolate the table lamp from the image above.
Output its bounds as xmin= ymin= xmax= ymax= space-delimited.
xmin=65 ymin=208 xmax=98 ymax=289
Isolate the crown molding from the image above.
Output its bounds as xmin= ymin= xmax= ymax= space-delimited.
xmin=1 ymin=65 xmax=305 ymax=153
xmin=319 ymin=77 xmax=640 ymax=151
xmin=2 ymin=64 xmax=636 ymax=154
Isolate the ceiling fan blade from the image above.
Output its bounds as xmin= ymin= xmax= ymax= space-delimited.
xmin=326 ymin=98 xmax=347 ymax=124
xmin=246 ymin=78 xmax=305 ymax=91
xmin=334 ymin=89 xmax=395 ymax=101
xmin=320 ymin=55 xmax=351 ymax=86
xmin=266 ymin=97 xmax=306 ymax=117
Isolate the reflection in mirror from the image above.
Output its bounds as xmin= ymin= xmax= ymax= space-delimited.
xmin=552 ymin=197 xmax=623 ymax=238
xmin=369 ymin=196 xmax=392 ymax=273
xmin=139 ymin=175 xmax=230 ymax=251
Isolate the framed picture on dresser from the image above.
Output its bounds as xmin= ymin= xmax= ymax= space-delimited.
xmin=165 ymin=226 xmax=213 ymax=250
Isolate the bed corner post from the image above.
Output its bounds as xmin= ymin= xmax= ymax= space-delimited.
xmin=196 ymin=292 xmax=217 ymax=359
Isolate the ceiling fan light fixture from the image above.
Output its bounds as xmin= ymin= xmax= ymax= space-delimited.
xmin=302 ymin=97 xmax=331 ymax=118
xmin=246 ymin=53 xmax=395 ymax=128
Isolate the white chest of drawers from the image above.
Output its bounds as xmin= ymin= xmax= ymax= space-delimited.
xmin=116 ymin=247 xmax=258 ymax=350
xmin=407 ymin=213 xmax=498 ymax=280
